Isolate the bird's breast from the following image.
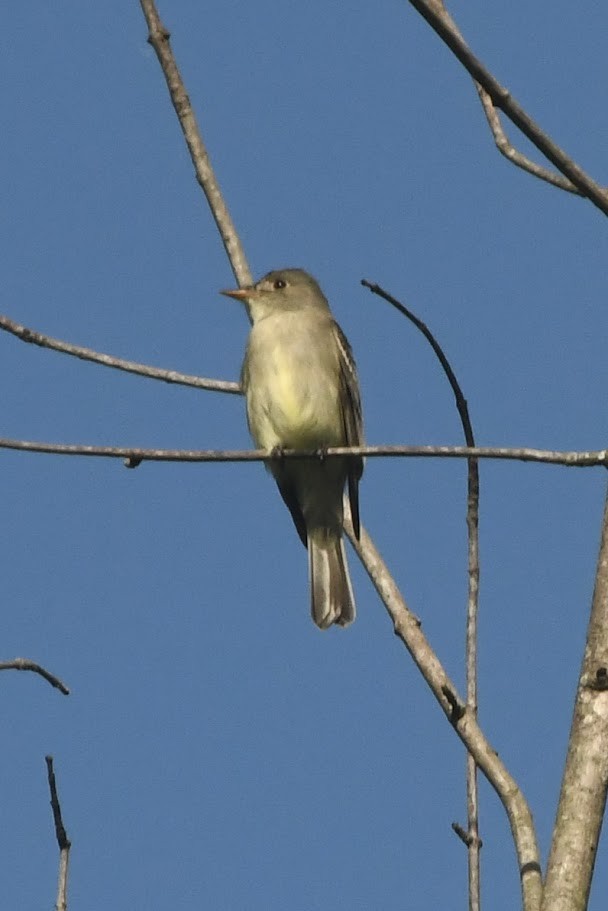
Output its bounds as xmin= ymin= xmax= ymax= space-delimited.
xmin=244 ymin=313 xmax=342 ymax=450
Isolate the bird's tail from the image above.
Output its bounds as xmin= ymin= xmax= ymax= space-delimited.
xmin=308 ymin=531 xmax=355 ymax=629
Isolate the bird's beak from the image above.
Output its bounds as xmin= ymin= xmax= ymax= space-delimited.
xmin=220 ymin=287 xmax=252 ymax=301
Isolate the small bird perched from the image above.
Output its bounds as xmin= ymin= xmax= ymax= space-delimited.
xmin=221 ymin=269 xmax=364 ymax=629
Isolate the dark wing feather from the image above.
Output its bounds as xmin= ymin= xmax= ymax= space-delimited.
xmin=333 ymin=321 xmax=364 ymax=539
xmin=275 ymin=473 xmax=308 ymax=548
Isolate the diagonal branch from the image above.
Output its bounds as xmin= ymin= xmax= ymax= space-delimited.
xmin=475 ymin=86 xmax=581 ymax=195
xmin=407 ymin=0 xmax=608 ymax=214
xmin=139 ymin=0 xmax=252 ymax=288
xmin=0 ymin=313 xmax=241 ymax=395
xmin=430 ymin=0 xmax=582 ymax=195
xmin=344 ymin=505 xmax=542 ymax=911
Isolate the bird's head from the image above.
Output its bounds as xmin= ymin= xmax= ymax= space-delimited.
xmin=221 ymin=269 xmax=329 ymax=321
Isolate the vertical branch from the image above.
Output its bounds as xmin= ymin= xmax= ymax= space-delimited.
xmin=45 ymin=756 xmax=71 ymax=911
xmin=465 ymin=455 xmax=481 ymax=911
xmin=139 ymin=0 xmax=252 ymax=289
xmin=361 ymin=280 xmax=481 ymax=910
xmin=541 ymin=486 xmax=608 ymax=911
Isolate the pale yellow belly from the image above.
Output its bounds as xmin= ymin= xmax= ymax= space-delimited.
xmin=245 ymin=332 xmax=343 ymax=450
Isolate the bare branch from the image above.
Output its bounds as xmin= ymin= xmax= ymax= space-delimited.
xmin=139 ymin=0 xmax=252 ymax=288
xmin=344 ymin=506 xmax=542 ymax=911
xmin=426 ymin=2 xmax=582 ymax=195
xmin=541 ymin=487 xmax=608 ymax=911
xmin=45 ymin=756 xmax=71 ymax=911
xmin=361 ymin=281 xmax=471 ymax=427
xmin=363 ymin=278 xmax=481 ymax=909
xmin=0 ymin=658 xmax=70 ymax=695
xmin=124 ymin=13 xmax=594 ymax=908
xmin=407 ymin=0 xmax=608 ymax=214
xmin=453 ymin=820 xmax=483 ymax=851
xmin=0 ymin=314 xmax=241 ymax=395
xmin=1 ymin=437 xmax=607 ymax=468
xmin=476 ymin=86 xmax=581 ymax=195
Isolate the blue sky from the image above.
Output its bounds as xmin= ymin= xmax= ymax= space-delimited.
xmin=2 ymin=2 xmax=608 ymax=908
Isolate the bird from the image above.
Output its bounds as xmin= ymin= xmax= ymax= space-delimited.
xmin=221 ymin=268 xmax=364 ymax=629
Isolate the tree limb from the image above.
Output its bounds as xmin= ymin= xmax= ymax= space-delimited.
xmin=139 ymin=0 xmax=253 ymax=288
xmin=541 ymin=486 xmax=608 ymax=911
xmin=45 ymin=756 xmax=71 ymax=911
xmin=1 ymin=436 xmax=607 ymax=467
xmin=344 ymin=505 xmax=542 ymax=911
xmin=0 ymin=658 xmax=69 ymax=695
xmin=0 ymin=314 xmax=241 ymax=395
xmin=475 ymin=86 xmax=581 ymax=195
xmin=406 ymin=0 xmax=608 ymax=214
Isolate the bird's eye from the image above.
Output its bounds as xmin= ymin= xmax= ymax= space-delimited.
xmin=273 ymin=279 xmax=287 ymax=290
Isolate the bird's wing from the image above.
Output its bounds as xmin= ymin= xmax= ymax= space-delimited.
xmin=333 ymin=321 xmax=364 ymax=540
xmin=275 ymin=472 xmax=308 ymax=548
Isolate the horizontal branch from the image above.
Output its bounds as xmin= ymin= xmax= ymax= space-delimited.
xmin=1 ymin=437 xmax=607 ymax=468
xmin=0 ymin=314 xmax=241 ymax=395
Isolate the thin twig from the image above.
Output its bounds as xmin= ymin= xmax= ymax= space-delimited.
xmin=452 ymin=821 xmax=473 ymax=845
xmin=476 ymin=86 xmax=581 ymax=195
xmin=0 ymin=314 xmax=241 ymax=395
xmin=139 ymin=0 xmax=252 ymax=289
xmin=361 ymin=280 xmax=466 ymax=414
xmin=541 ymin=485 xmax=608 ymax=911
xmin=406 ymin=0 xmax=608 ymax=215
xmin=1 ymin=437 xmax=608 ymax=467
xmin=363 ymin=278 xmax=481 ymax=911
xmin=343 ymin=505 xmax=542 ymax=911
xmin=0 ymin=658 xmax=70 ymax=695
xmin=45 ymin=756 xmax=71 ymax=911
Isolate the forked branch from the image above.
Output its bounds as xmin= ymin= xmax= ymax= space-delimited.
xmin=407 ymin=0 xmax=608 ymax=213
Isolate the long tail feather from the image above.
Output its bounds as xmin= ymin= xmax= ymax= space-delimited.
xmin=308 ymin=535 xmax=355 ymax=629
